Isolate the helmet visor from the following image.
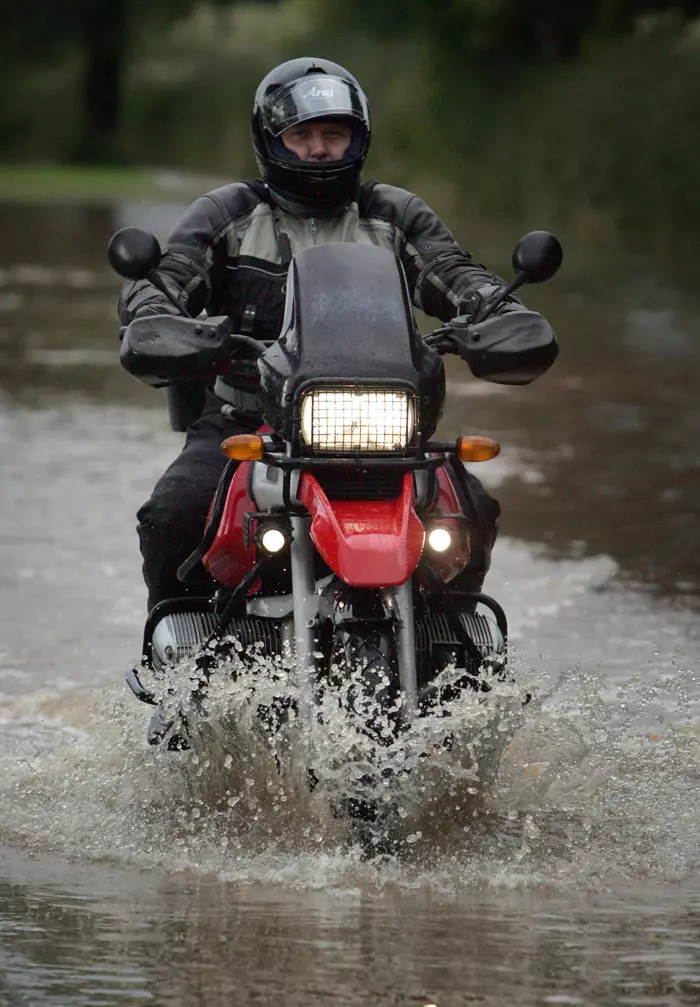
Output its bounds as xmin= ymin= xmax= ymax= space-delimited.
xmin=260 ymin=75 xmax=367 ymax=137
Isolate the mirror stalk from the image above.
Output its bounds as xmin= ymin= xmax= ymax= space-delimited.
xmin=477 ymin=270 xmax=528 ymax=322
xmin=146 ymin=271 xmax=191 ymax=318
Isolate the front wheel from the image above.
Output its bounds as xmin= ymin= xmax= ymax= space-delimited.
xmin=328 ymin=626 xmax=398 ymax=746
xmin=321 ymin=626 xmax=404 ymax=853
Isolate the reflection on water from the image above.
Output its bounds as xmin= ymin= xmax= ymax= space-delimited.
xmin=0 ymin=201 xmax=184 ymax=408
xmin=1 ymin=847 xmax=699 ymax=1007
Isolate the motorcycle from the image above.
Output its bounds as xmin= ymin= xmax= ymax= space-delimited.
xmin=108 ymin=225 xmax=561 ymax=841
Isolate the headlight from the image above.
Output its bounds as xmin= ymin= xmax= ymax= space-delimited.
xmin=427 ymin=527 xmax=452 ymax=553
xmin=300 ymin=387 xmax=416 ymax=453
xmin=259 ymin=527 xmax=287 ymax=554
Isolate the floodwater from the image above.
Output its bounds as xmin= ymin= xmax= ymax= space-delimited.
xmin=0 ymin=199 xmax=699 ymax=1005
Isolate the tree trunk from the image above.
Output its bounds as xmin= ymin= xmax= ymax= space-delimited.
xmin=73 ymin=0 xmax=129 ymax=163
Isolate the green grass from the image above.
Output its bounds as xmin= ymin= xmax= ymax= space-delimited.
xmin=0 ymin=164 xmax=226 ymax=204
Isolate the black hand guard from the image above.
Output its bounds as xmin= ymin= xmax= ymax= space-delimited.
xmin=120 ymin=315 xmax=234 ymax=387
xmin=449 ymin=310 xmax=559 ymax=385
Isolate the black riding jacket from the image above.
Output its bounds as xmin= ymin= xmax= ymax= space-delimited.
xmin=119 ymin=179 xmax=531 ymax=395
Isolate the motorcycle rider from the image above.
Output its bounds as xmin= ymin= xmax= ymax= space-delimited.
xmin=118 ymin=57 xmax=557 ymax=612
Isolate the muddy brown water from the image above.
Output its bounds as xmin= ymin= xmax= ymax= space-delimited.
xmin=0 ymin=200 xmax=699 ymax=1006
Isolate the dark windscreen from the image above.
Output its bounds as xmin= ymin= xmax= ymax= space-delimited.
xmin=257 ymin=241 xmax=445 ymax=441
xmin=292 ymin=243 xmax=416 ymax=376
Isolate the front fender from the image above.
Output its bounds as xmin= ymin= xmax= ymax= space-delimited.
xmin=297 ymin=471 xmax=425 ymax=587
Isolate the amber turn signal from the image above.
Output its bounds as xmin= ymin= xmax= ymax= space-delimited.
xmin=221 ymin=434 xmax=265 ymax=461
xmin=457 ymin=436 xmax=501 ymax=462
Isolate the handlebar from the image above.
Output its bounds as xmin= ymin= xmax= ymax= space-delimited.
xmin=230 ymin=333 xmax=269 ymax=358
xmin=423 ymin=319 xmax=470 ymax=356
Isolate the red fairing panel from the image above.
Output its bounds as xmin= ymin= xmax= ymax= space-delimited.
xmin=298 ymin=471 xmax=425 ymax=587
xmin=202 ymin=461 xmax=256 ymax=587
xmin=429 ymin=464 xmax=471 ymax=584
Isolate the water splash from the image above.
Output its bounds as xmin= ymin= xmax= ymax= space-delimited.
xmin=1 ymin=625 xmax=697 ymax=892
xmin=138 ymin=642 xmax=529 ymax=851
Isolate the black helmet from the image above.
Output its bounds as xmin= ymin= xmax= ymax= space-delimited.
xmin=252 ymin=57 xmax=371 ymax=218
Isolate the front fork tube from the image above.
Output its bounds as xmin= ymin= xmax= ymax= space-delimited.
xmin=290 ymin=516 xmax=419 ymax=723
xmin=385 ymin=580 xmax=418 ymax=720
xmin=289 ymin=515 xmax=318 ymax=673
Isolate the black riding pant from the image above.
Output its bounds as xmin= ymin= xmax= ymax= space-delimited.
xmin=136 ymin=409 xmax=254 ymax=611
xmin=136 ymin=410 xmax=500 ymax=612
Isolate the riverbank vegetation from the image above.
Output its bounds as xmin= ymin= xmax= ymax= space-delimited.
xmin=0 ymin=165 xmax=229 ymax=203
xmin=3 ymin=1 xmax=700 ymax=265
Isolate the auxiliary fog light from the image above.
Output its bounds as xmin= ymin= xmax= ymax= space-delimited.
xmin=427 ymin=527 xmax=452 ymax=553
xmin=260 ymin=526 xmax=287 ymax=554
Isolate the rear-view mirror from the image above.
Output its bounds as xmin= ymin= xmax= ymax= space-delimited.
xmin=512 ymin=231 xmax=563 ymax=284
xmin=108 ymin=227 xmax=162 ymax=281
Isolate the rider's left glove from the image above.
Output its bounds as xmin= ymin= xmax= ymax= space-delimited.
xmin=448 ymin=309 xmax=558 ymax=385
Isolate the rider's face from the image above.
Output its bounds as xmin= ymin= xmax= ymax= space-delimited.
xmin=281 ymin=120 xmax=353 ymax=162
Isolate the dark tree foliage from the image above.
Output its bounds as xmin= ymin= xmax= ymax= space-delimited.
xmin=3 ymin=0 xmax=277 ymax=163
xmin=339 ymin=0 xmax=700 ymax=65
